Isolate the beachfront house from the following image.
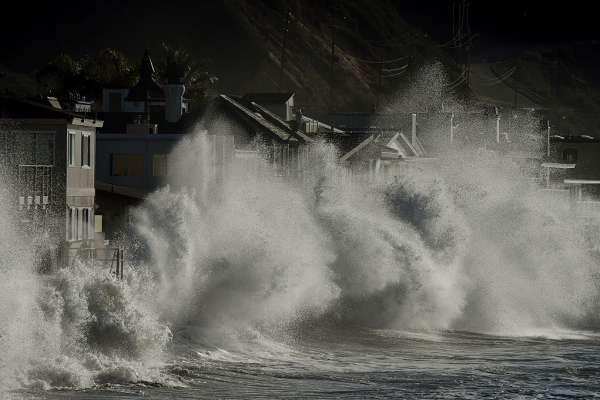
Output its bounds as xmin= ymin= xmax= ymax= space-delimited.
xmin=0 ymin=96 xmax=107 ymax=270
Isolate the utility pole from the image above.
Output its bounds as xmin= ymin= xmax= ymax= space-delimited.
xmin=376 ymin=56 xmax=383 ymax=110
xmin=495 ymin=107 xmax=500 ymax=144
xmin=464 ymin=1 xmax=471 ymax=90
xmin=328 ymin=1 xmax=338 ymax=114
xmin=547 ymin=119 xmax=551 ymax=158
xmin=278 ymin=4 xmax=292 ymax=88
xmin=450 ymin=112 xmax=455 ymax=144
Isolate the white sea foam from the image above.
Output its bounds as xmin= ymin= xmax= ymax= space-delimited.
xmin=0 ymin=179 xmax=171 ymax=393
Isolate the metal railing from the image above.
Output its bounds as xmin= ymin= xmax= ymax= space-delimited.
xmin=65 ymin=246 xmax=125 ymax=279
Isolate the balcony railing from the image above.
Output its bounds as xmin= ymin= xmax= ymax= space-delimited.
xmin=17 ymin=164 xmax=54 ymax=210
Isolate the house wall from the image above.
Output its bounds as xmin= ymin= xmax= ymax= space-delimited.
xmin=101 ymin=88 xmax=146 ymax=113
xmin=65 ymin=124 xmax=99 ymax=244
xmin=96 ymin=134 xmax=182 ymax=195
xmin=66 ymin=125 xmax=95 ymax=199
xmin=0 ymin=119 xmax=68 ymax=243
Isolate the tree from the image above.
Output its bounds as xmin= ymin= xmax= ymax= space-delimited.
xmin=36 ymin=53 xmax=82 ymax=96
xmin=157 ymin=42 xmax=218 ymax=107
xmin=36 ymin=49 xmax=136 ymax=99
xmin=82 ymin=48 xmax=136 ymax=88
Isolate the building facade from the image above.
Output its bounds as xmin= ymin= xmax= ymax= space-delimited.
xmin=0 ymin=97 xmax=104 ymax=268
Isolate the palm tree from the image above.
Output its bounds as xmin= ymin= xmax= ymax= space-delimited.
xmin=157 ymin=42 xmax=218 ymax=107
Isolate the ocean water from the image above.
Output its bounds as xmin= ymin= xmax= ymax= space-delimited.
xmin=2 ymin=132 xmax=600 ymax=399
xmin=32 ymin=329 xmax=600 ymax=399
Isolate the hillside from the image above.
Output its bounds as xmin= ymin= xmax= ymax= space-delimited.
xmin=224 ymin=0 xmax=459 ymax=113
xmin=2 ymin=0 xmax=600 ymax=135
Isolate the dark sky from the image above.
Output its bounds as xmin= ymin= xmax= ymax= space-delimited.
xmin=2 ymin=0 xmax=600 ymax=71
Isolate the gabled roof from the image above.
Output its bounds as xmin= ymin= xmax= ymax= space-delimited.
xmin=339 ymin=131 xmax=424 ymax=162
xmin=340 ymin=134 xmax=376 ymax=162
xmin=126 ymin=50 xmax=165 ymax=102
xmin=317 ymin=112 xmax=410 ymax=133
xmin=248 ymin=101 xmax=314 ymax=143
xmin=242 ymin=92 xmax=294 ymax=104
xmin=219 ymin=95 xmax=293 ymax=142
xmin=551 ymin=135 xmax=600 ymax=143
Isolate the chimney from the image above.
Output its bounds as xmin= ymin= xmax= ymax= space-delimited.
xmin=164 ymin=84 xmax=185 ymax=123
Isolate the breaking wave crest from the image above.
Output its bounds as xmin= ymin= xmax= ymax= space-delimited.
xmin=0 ymin=170 xmax=170 ymax=392
xmin=135 ymin=133 xmax=600 ymax=340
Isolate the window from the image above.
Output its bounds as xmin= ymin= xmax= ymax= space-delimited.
xmin=66 ymin=207 xmax=72 ymax=241
xmin=82 ymin=208 xmax=89 ymax=240
xmin=111 ymin=154 xmax=144 ymax=176
xmin=67 ymin=207 xmax=78 ymax=241
xmin=67 ymin=207 xmax=93 ymax=241
xmin=152 ymin=154 xmax=169 ymax=177
xmin=81 ymin=134 xmax=91 ymax=167
xmin=16 ymin=133 xmax=35 ymax=165
xmin=14 ymin=132 xmax=55 ymax=165
xmin=37 ymin=133 xmax=55 ymax=165
xmin=128 ymin=155 xmax=144 ymax=176
xmin=75 ymin=208 xmax=79 ymax=240
xmin=563 ymin=148 xmax=578 ymax=163
xmin=111 ymin=154 xmax=127 ymax=176
xmin=68 ymin=132 xmax=76 ymax=166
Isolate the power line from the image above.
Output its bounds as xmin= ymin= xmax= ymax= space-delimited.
xmin=381 ymin=64 xmax=409 ymax=73
xmin=381 ymin=69 xmax=409 ymax=79
xmin=344 ymin=54 xmax=408 ymax=65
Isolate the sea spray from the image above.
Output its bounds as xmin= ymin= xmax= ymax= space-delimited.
xmin=132 ymin=132 xmax=600 ymax=340
xmin=0 ymin=169 xmax=171 ymax=392
xmin=133 ymin=135 xmax=340 ymax=334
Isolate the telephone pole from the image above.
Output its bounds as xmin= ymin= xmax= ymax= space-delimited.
xmin=278 ymin=4 xmax=292 ymax=88
xmin=328 ymin=1 xmax=338 ymax=113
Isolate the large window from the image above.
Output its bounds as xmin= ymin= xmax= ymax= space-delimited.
xmin=67 ymin=206 xmax=93 ymax=241
xmin=81 ymin=134 xmax=91 ymax=167
xmin=67 ymin=207 xmax=78 ymax=241
xmin=68 ymin=132 xmax=76 ymax=166
xmin=152 ymin=154 xmax=169 ymax=177
xmin=82 ymin=208 xmax=89 ymax=239
xmin=37 ymin=133 xmax=55 ymax=165
xmin=111 ymin=154 xmax=144 ymax=176
xmin=66 ymin=208 xmax=71 ymax=240
xmin=14 ymin=132 xmax=54 ymax=165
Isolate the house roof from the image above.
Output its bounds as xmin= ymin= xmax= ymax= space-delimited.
xmin=242 ymin=92 xmax=294 ymax=104
xmin=316 ymin=112 xmax=410 ymax=133
xmin=551 ymin=135 xmax=600 ymax=143
xmin=126 ymin=50 xmax=165 ymax=102
xmin=0 ymin=97 xmax=103 ymax=127
xmin=339 ymin=134 xmax=376 ymax=162
xmin=248 ymin=101 xmax=314 ymax=143
xmin=339 ymin=131 xmax=423 ymax=162
xmin=219 ymin=95 xmax=294 ymax=142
